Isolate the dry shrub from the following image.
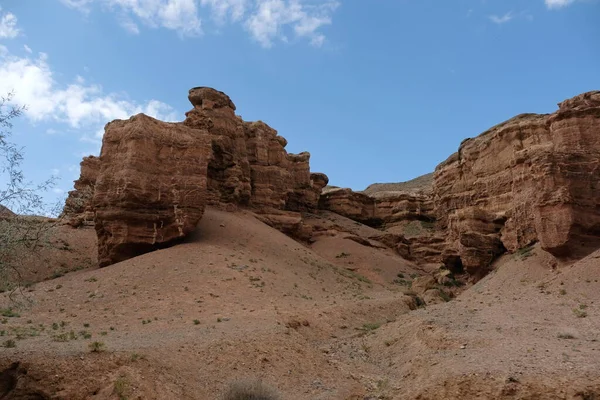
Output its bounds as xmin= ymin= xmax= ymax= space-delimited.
xmin=222 ymin=380 xmax=280 ymax=400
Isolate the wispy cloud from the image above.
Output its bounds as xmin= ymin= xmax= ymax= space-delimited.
xmin=0 ymin=47 xmax=178 ymax=145
xmin=58 ymin=0 xmax=339 ymax=47
xmin=545 ymin=0 xmax=577 ymax=8
xmin=489 ymin=11 xmax=514 ymax=24
xmin=0 ymin=7 xmax=20 ymax=38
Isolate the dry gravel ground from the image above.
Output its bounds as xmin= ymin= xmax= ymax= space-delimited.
xmin=1 ymin=208 xmax=599 ymax=399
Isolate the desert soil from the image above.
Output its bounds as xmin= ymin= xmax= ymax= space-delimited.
xmin=1 ymin=208 xmax=599 ymax=399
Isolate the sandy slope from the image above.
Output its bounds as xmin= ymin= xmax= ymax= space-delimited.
xmin=1 ymin=208 xmax=599 ymax=399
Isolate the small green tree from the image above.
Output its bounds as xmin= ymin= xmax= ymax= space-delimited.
xmin=0 ymin=92 xmax=57 ymax=296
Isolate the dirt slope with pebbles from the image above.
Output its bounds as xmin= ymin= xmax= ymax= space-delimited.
xmin=1 ymin=208 xmax=599 ymax=399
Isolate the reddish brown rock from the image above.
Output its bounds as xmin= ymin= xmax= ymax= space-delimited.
xmin=93 ymin=114 xmax=210 ymax=267
xmin=434 ymin=90 xmax=600 ymax=272
xmin=184 ymin=87 xmax=327 ymax=212
xmin=319 ymin=188 xmax=379 ymax=226
xmin=66 ymin=87 xmax=328 ymax=266
xmin=63 ymin=156 xmax=100 ymax=227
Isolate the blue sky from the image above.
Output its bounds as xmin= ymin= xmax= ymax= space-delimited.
xmin=0 ymin=0 xmax=598 ymax=205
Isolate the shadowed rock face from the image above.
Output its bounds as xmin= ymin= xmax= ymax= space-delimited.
xmin=184 ymin=87 xmax=325 ymax=212
xmin=66 ymin=87 xmax=328 ymax=266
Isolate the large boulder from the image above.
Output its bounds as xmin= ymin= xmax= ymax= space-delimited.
xmin=93 ymin=114 xmax=210 ymax=267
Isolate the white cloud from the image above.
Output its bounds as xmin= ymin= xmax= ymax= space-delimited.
xmin=59 ymin=0 xmax=94 ymax=12
xmin=24 ymin=44 xmax=32 ymax=53
xmin=0 ymin=49 xmax=178 ymax=140
xmin=200 ymin=0 xmax=247 ymax=22
xmin=119 ymin=17 xmax=141 ymax=34
xmin=246 ymin=0 xmax=339 ymax=47
xmin=489 ymin=11 xmax=514 ymax=24
xmin=0 ymin=7 xmax=19 ymax=38
xmin=59 ymin=0 xmax=339 ymax=47
xmin=545 ymin=0 xmax=576 ymax=8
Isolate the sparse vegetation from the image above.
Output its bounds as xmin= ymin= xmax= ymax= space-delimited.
xmin=0 ymin=308 xmax=19 ymax=317
xmin=89 ymin=341 xmax=105 ymax=352
xmin=573 ymin=308 xmax=588 ymax=318
xmin=557 ymin=331 xmax=576 ymax=339
xmin=361 ymin=322 xmax=381 ymax=332
xmin=2 ymin=339 xmax=16 ymax=348
xmin=114 ymin=376 xmax=129 ymax=400
xmin=0 ymin=92 xmax=59 ymax=295
xmin=193 ymin=319 xmax=200 ymax=325
xmin=438 ymin=289 xmax=452 ymax=302
xmin=515 ymin=245 xmax=535 ymax=260
xmin=222 ymin=380 xmax=280 ymax=400
xmin=335 ymin=252 xmax=350 ymax=258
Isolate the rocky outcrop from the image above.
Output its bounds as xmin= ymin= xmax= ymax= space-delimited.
xmin=321 ymin=91 xmax=600 ymax=274
xmin=434 ymin=91 xmax=600 ymax=272
xmin=319 ymin=188 xmax=433 ymax=229
xmin=66 ymin=87 xmax=328 ymax=266
xmin=319 ymin=189 xmax=379 ymax=226
xmin=63 ymin=156 xmax=100 ymax=227
xmin=319 ymin=187 xmax=441 ymax=262
xmin=183 ymin=87 xmax=326 ymax=213
xmin=93 ymin=115 xmax=210 ymax=267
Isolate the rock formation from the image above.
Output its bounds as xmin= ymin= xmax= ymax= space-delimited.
xmin=65 ymin=88 xmax=600 ymax=273
xmin=66 ymin=87 xmax=328 ymax=266
xmin=184 ymin=87 xmax=325 ymax=212
xmin=319 ymin=185 xmax=441 ymax=262
xmin=435 ymin=90 xmax=600 ymax=272
xmin=93 ymin=114 xmax=210 ymax=267
xmin=320 ymin=91 xmax=600 ymax=275
xmin=63 ymin=156 xmax=100 ymax=227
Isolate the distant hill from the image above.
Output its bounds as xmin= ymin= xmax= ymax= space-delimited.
xmin=362 ymin=172 xmax=434 ymax=197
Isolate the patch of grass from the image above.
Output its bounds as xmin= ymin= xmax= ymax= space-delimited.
xmin=557 ymin=332 xmax=576 ymax=339
xmin=0 ymin=308 xmax=20 ymax=318
xmin=515 ymin=245 xmax=535 ymax=260
xmin=2 ymin=339 xmax=16 ymax=348
xmin=573 ymin=308 xmax=588 ymax=318
xmin=83 ymin=323 xmax=90 ymax=328
xmin=89 ymin=341 xmax=105 ymax=353
xmin=79 ymin=330 xmax=92 ymax=339
xmin=361 ymin=322 xmax=381 ymax=332
xmin=335 ymin=252 xmax=350 ymax=259
xmin=193 ymin=319 xmax=200 ymax=325
xmin=84 ymin=277 xmax=97 ymax=282
xmin=393 ymin=278 xmax=412 ymax=287
xmin=114 ymin=376 xmax=129 ymax=400
xmin=53 ymin=332 xmax=71 ymax=342
xmin=130 ymin=353 xmax=145 ymax=362
xmin=438 ymin=289 xmax=452 ymax=302
xmin=222 ymin=380 xmax=280 ymax=400
xmin=51 ymin=270 xmax=65 ymax=279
